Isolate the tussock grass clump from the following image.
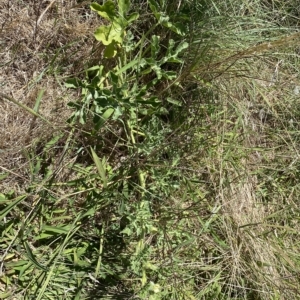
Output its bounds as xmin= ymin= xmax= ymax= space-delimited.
xmin=1 ymin=0 xmax=300 ymax=299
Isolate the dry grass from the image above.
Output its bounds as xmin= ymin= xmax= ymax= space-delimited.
xmin=0 ymin=0 xmax=99 ymax=192
xmin=211 ymin=57 xmax=300 ymax=297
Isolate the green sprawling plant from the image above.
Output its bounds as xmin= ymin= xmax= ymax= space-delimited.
xmin=65 ymin=0 xmax=190 ymax=296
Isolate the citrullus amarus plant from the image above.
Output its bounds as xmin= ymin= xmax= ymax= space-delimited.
xmin=66 ymin=0 xmax=189 ymax=295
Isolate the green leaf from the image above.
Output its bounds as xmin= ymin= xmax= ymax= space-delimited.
xmin=94 ymin=23 xmax=123 ymax=45
xmin=126 ymin=12 xmax=139 ymax=24
xmin=163 ymin=40 xmax=188 ymax=64
xmin=103 ymin=41 xmax=118 ymax=58
xmin=0 ymin=291 xmax=12 ymax=299
xmin=0 ymin=195 xmax=26 ymax=222
xmin=166 ymin=39 xmax=175 ymax=55
xmin=121 ymin=227 xmax=132 ymax=235
xmin=175 ymin=41 xmax=189 ymax=55
xmin=95 ymin=107 xmax=114 ymax=130
xmin=86 ymin=65 xmax=103 ymax=72
xmin=91 ymin=1 xmax=116 ymax=21
xmin=24 ymin=241 xmax=48 ymax=272
xmin=167 ymin=97 xmax=181 ymax=106
xmin=151 ymin=35 xmax=160 ymax=58
xmin=0 ymin=173 xmax=8 ymax=180
xmin=167 ymin=22 xmax=186 ymax=36
xmin=148 ymin=0 xmax=159 ymax=14
xmin=152 ymin=64 xmax=162 ymax=79
xmin=118 ymin=0 xmax=130 ymax=17
xmin=5 ymin=260 xmax=28 ymax=268
xmin=79 ymin=207 xmax=96 ymax=220
xmin=44 ymin=132 xmax=64 ymax=151
xmin=33 ymin=89 xmax=44 ymax=112
xmin=91 ymin=148 xmax=108 ymax=188
xmin=162 ymin=70 xmax=177 ymax=80
xmin=102 ymin=107 xmax=115 ymax=120
xmin=113 ymin=106 xmax=123 ymax=120
xmin=35 ymin=233 xmax=55 ymax=240
xmin=115 ymin=59 xmax=139 ymax=75
xmin=65 ymin=78 xmax=82 ymax=88
xmin=42 ymin=225 xmax=71 ymax=234
xmin=158 ymin=14 xmax=170 ymax=25
xmin=19 ymin=261 xmax=33 ymax=279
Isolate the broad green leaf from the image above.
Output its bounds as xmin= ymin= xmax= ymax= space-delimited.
xmin=161 ymin=20 xmax=186 ymax=36
xmin=74 ymin=259 xmax=90 ymax=267
xmin=166 ymin=39 xmax=175 ymax=56
xmin=91 ymin=148 xmax=107 ymax=188
xmin=144 ymin=262 xmax=158 ymax=271
xmin=165 ymin=40 xmax=188 ymax=63
xmin=0 ymin=195 xmax=26 ymax=222
xmin=94 ymin=24 xmax=123 ymax=45
xmin=91 ymin=1 xmax=116 ymax=21
xmin=166 ymin=57 xmax=184 ymax=64
xmin=65 ymin=78 xmax=82 ymax=88
xmin=113 ymin=106 xmax=123 ymax=119
xmin=109 ymin=71 xmax=119 ymax=85
xmin=121 ymin=227 xmax=132 ymax=235
xmin=118 ymin=0 xmax=130 ymax=17
xmin=102 ymin=107 xmax=114 ymax=120
xmin=103 ymin=41 xmax=118 ymax=58
xmin=149 ymin=281 xmax=161 ymax=293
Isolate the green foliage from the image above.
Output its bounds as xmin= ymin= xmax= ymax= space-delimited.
xmin=91 ymin=0 xmax=139 ymax=57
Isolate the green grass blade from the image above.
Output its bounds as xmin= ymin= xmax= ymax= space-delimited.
xmin=33 ymin=89 xmax=45 ymax=112
xmin=90 ymin=147 xmax=107 ymax=188
xmin=0 ymin=195 xmax=27 ymax=222
xmin=23 ymin=241 xmax=48 ymax=272
xmin=0 ymin=92 xmax=53 ymax=127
